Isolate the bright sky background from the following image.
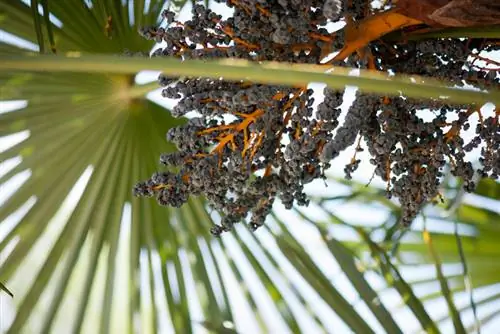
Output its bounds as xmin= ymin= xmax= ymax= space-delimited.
xmin=1 ymin=1 xmax=500 ymax=333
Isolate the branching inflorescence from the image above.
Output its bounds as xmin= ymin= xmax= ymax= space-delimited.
xmin=134 ymin=0 xmax=499 ymax=235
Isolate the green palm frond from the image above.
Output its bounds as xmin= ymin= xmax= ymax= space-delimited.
xmin=2 ymin=54 xmax=499 ymax=106
xmin=1 ymin=0 xmax=163 ymax=53
xmin=0 ymin=1 xmax=228 ymax=332
xmin=0 ymin=281 xmax=13 ymax=297
xmin=304 ymin=174 xmax=500 ymax=332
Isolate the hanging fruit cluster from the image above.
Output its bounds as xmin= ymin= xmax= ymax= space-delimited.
xmin=134 ymin=0 xmax=499 ymax=235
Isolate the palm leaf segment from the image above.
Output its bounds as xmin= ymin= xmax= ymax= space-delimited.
xmin=1 ymin=1 xmax=217 ymax=333
xmin=312 ymin=175 xmax=500 ymax=333
xmin=1 ymin=0 xmax=500 ymax=333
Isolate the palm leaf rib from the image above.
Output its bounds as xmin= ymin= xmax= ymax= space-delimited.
xmin=1 ymin=54 xmax=499 ymax=105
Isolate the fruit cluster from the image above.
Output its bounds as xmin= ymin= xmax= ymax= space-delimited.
xmin=134 ymin=0 xmax=499 ymax=235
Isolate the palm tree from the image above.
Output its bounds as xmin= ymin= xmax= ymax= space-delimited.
xmin=1 ymin=0 xmax=499 ymax=333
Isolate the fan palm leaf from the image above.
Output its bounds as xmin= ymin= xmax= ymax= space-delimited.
xmin=305 ymin=174 xmax=500 ymax=332
xmin=0 ymin=1 xmax=230 ymax=333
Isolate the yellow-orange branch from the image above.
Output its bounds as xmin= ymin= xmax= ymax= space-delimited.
xmin=333 ymin=11 xmax=422 ymax=61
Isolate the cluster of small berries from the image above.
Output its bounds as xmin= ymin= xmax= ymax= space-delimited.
xmin=134 ymin=1 xmax=499 ymax=234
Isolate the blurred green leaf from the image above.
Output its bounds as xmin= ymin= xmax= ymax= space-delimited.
xmin=358 ymin=228 xmax=441 ymax=334
xmin=321 ymin=234 xmax=403 ymax=334
xmin=405 ymin=25 xmax=500 ymax=39
xmin=456 ymin=204 xmax=500 ymax=225
xmin=474 ymin=179 xmax=500 ymax=201
xmin=30 ymin=0 xmax=44 ymax=53
xmin=1 ymin=282 xmax=13 ymax=297
xmin=277 ymin=235 xmax=376 ymax=334
xmin=423 ymin=229 xmax=465 ymax=334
